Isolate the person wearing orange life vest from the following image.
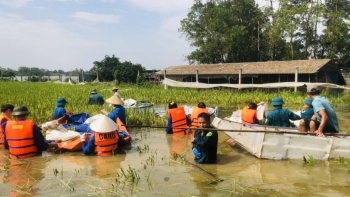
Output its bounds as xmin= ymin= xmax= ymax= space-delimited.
xmin=166 ymin=102 xmax=191 ymax=134
xmin=241 ymin=102 xmax=263 ymax=124
xmin=0 ymin=104 xmax=14 ymax=148
xmin=2 ymin=106 xmax=59 ymax=159
xmin=81 ymin=115 xmax=119 ymax=156
xmin=190 ymin=102 xmax=208 ymax=128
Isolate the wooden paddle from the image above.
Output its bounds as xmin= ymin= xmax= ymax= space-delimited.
xmin=125 ymin=125 xmax=350 ymax=136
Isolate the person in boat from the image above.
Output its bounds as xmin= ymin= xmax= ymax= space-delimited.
xmin=191 ymin=112 xmax=218 ymax=164
xmin=191 ymin=102 xmax=208 ymax=128
xmin=0 ymin=104 xmax=14 ymax=148
xmin=112 ymin=87 xmax=122 ymax=99
xmin=241 ymin=102 xmax=265 ymax=124
xmin=81 ymin=115 xmax=119 ymax=156
xmin=299 ymin=85 xmax=339 ymax=137
xmin=88 ymin=89 xmax=104 ymax=106
xmin=265 ymin=97 xmax=301 ymax=127
xmin=53 ymin=97 xmax=71 ymax=120
xmin=2 ymin=106 xmax=59 ymax=159
xmin=166 ymin=102 xmax=191 ymax=134
xmin=101 ymin=95 xmax=126 ymax=125
xmin=301 ymin=98 xmax=314 ymax=119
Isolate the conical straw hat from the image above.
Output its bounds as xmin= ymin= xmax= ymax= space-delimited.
xmin=106 ymin=95 xmax=124 ymax=105
xmin=89 ymin=115 xmax=119 ymax=133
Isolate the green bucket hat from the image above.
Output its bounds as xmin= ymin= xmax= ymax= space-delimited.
xmin=11 ymin=106 xmax=30 ymax=116
xmin=304 ymin=98 xmax=313 ymax=106
xmin=271 ymin=97 xmax=285 ymax=106
xmin=56 ymin=97 xmax=68 ymax=107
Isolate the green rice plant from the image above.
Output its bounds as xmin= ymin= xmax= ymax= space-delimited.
xmin=303 ymin=154 xmax=316 ymax=165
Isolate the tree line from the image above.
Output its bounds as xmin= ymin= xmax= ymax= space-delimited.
xmin=0 ymin=55 xmax=146 ymax=84
xmin=179 ymin=0 xmax=350 ymax=67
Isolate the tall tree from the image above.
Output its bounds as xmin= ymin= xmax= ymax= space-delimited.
xmin=179 ymin=0 xmax=266 ymax=64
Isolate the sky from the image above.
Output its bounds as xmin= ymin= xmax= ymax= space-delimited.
xmin=0 ymin=0 xmax=197 ymax=71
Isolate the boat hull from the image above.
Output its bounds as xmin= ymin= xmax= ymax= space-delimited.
xmin=211 ymin=117 xmax=350 ymax=160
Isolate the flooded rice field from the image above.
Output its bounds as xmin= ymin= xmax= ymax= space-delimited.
xmin=1 ymin=106 xmax=350 ymax=196
xmin=1 ymin=129 xmax=350 ymax=196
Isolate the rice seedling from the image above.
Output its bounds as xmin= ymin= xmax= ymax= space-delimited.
xmin=1 ymin=81 xmax=348 ymax=126
xmin=303 ymin=154 xmax=316 ymax=165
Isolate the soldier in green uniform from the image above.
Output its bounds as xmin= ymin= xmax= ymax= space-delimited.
xmin=265 ymin=97 xmax=301 ymax=127
xmin=88 ymin=89 xmax=104 ymax=106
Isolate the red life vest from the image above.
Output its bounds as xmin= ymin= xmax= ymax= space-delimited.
xmin=94 ymin=130 xmax=119 ymax=156
xmin=0 ymin=115 xmax=10 ymax=148
xmin=5 ymin=120 xmax=39 ymax=159
xmin=169 ymin=106 xmax=188 ymax=134
xmin=241 ymin=106 xmax=258 ymax=124
xmin=191 ymin=107 xmax=208 ymax=128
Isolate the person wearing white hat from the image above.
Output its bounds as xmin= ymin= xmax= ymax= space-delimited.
xmin=101 ymin=95 xmax=126 ymax=125
xmin=299 ymin=84 xmax=339 ymax=137
xmin=81 ymin=115 xmax=119 ymax=156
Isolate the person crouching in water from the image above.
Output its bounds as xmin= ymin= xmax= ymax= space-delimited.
xmin=191 ymin=102 xmax=208 ymax=128
xmin=3 ymin=106 xmax=59 ymax=159
xmin=191 ymin=113 xmax=218 ymax=164
xmin=265 ymin=97 xmax=301 ymax=127
xmin=166 ymin=102 xmax=191 ymax=134
xmin=101 ymin=95 xmax=126 ymax=125
xmin=0 ymin=104 xmax=14 ymax=148
xmin=53 ymin=97 xmax=71 ymax=120
xmin=81 ymin=115 xmax=119 ymax=156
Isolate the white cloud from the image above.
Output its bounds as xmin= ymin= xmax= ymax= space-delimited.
xmin=51 ymin=0 xmax=84 ymax=3
xmin=127 ymin=0 xmax=192 ymax=13
xmin=0 ymin=0 xmax=33 ymax=8
xmin=101 ymin=0 xmax=118 ymax=2
xmin=71 ymin=12 xmax=121 ymax=23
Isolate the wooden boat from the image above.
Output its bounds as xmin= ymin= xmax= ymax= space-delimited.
xmin=211 ymin=117 xmax=350 ymax=160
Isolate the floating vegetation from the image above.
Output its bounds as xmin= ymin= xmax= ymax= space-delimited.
xmin=303 ymin=154 xmax=316 ymax=165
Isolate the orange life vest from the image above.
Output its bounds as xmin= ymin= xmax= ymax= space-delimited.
xmin=116 ymin=118 xmax=131 ymax=143
xmin=0 ymin=115 xmax=10 ymax=148
xmin=241 ymin=106 xmax=258 ymax=124
xmin=191 ymin=107 xmax=208 ymax=128
xmin=94 ymin=130 xmax=119 ymax=156
xmin=5 ymin=120 xmax=39 ymax=159
xmin=169 ymin=106 xmax=188 ymax=134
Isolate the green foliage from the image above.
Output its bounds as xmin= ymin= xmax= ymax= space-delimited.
xmin=91 ymin=55 xmax=145 ymax=83
xmin=136 ymin=75 xmax=145 ymax=86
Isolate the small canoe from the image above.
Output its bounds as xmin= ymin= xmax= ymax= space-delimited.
xmin=211 ymin=117 xmax=350 ymax=160
xmin=123 ymin=98 xmax=153 ymax=108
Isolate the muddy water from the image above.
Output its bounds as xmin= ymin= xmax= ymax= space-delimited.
xmin=1 ymin=128 xmax=350 ymax=196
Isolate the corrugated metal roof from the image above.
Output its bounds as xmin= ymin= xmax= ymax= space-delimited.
xmin=156 ymin=59 xmax=332 ymax=75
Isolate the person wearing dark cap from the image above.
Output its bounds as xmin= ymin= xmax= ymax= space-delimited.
xmin=88 ymin=89 xmax=104 ymax=106
xmin=2 ymin=106 xmax=58 ymax=159
xmin=53 ymin=97 xmax=71 ymax=120
xmin=299 ymin=84 xmax=339 ymax=137
xmin=265 ymin=97 xmax=301 ymax=127
xmin=0 ymin=104 xmax=14 ymax=148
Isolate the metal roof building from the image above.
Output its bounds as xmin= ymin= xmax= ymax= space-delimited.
xmin=156 ymin=59 xmax=346 ymax=85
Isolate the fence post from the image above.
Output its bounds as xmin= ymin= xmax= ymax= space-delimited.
xmin=164 ymin=70 xmax=168 ymax=90
xmin=294 ymin=67 xmax=299 ymax=92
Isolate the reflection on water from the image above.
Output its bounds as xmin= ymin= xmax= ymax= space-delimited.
xmin=1 ymin=128 xmax=350 ymax=196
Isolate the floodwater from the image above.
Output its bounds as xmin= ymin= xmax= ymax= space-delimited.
xmin=1 ymin=128 xmax=350 ymax=197
xmin=1 ymin=107 xmax=350 ymax=197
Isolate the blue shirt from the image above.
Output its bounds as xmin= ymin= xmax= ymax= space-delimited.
xmin=2 ymin=121 xmax=49 ymax=153
xmin=301 ymin=108 xmax=314 ymax=119
xmin=312 ymin=96 xmax=339 ymax=131
xmin=265 ymin=107 xmax=301 ymax=127
xmin=82 ymin=131 xmax=130 ymax=155
xmin=107 ymin=106 xmax=126 ymax=124
xmin=53 ymin=107 xmax=66 ymax=119
xmin=88 ymin=94 xmax=104 ymax=106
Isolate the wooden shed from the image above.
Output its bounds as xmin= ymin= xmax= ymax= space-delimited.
xmin=156 ymin=59 xmax=346 ymax=85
